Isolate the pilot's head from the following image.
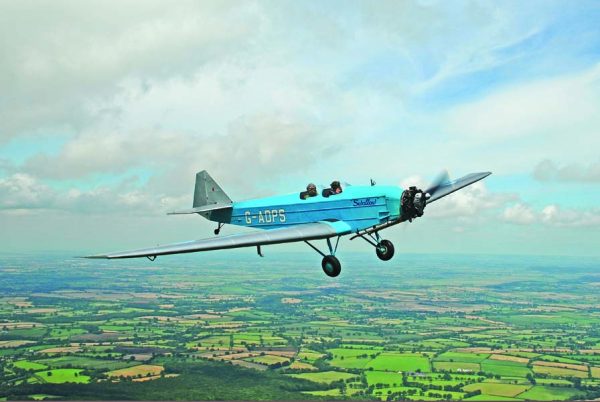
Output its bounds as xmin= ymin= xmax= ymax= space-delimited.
xmin=307 ymin=183 xmax=317 ymax=195
xmin=331 ymin=181 xmax=341 ymax=193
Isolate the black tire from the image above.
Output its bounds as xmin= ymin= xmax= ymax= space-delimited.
xmin=376 ymin=240 xmax=395 ymax=261
xmin=321 ymin=255 xmax=341 ymax=277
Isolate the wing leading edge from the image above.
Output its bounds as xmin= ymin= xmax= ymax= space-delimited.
xmin=85 ymin=221 xmax=352 ymax=259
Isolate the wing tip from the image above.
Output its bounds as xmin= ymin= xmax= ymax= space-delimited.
xmin=82 ymin=254 xmax=110 ymax=259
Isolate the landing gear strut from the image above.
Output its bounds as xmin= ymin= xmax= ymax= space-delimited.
xmin=305 ymin=237 xmax=342 ymax=277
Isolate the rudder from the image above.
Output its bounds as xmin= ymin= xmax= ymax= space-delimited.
xmin=193 ymin=170 xmax=232 ymax=207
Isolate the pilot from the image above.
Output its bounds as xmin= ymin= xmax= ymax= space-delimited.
xmin=322 ymin=181 xmax=342 ymax=197
xmin=300 ymin=183 xmax=318 ymax=200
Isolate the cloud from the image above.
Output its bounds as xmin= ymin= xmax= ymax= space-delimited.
xmin=443 ymin=64 xmax=600 ymax=172
xmin=426 ymin=181 xmax=517 ymax=221
xmin=502 ymin=203 xmax=536 ymax=225
xmin=0 ymin=173 xmax=54 ymax=210
xmin=0 ymin=1 xmax=261 ymax=143
xmin=540 ymin=204 xmax=600 ymax=227
xmin=0 ymin=173 xmax=184 ymax=215
xmin=533 ymin=159 xmax=600 ymax=183
xmin=21 ymin=113 xmax=346 ymax=198
xmin=501 ymin=202 xmax=600 ymax=227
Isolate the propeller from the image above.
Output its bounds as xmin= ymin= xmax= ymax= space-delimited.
xmin=425 ymin=170 xmax=450 ymax=200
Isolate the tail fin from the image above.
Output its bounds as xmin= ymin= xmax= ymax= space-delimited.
xmin=193 ymin=170 xmax=232 ymax=208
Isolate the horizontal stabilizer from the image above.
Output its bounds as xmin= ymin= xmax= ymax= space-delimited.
xmin=167 ymin=203 xmax=233 ymax=215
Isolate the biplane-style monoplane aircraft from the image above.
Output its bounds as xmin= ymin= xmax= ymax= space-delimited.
xmin=87 ymin=170 xmax=491 ymax=277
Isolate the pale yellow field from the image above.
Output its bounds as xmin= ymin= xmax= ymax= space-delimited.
xmin=218 ymin=352 xmax=259 ymax=361
xmin=534 ymin=360 xmax=588 ymax=371
xmin=107 ymin=364 xmax=164 ymax=378
xmin=25 ymin=308 xmax=58 ymax=314
xmin=489 ymin=354 xmax=530 ymax=364
xmin=0 ymin=340 xmax=35 ymax=348
xmin=456 ymin=347 xmax=496 ymax=354
xmin=289 ymin=361 xmax=317 ymax=370
xmin=591 ymin=367 xmax=600 ymax=378
xmin=533 ymin=365 xmax=589 ymax=378
xmin=263 ymin=351 xmax=296 ymax=358
xmin=1 ymin=322 xmax=43 ymax=329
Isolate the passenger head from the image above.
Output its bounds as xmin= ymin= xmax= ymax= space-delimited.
xmin=331 ymin=181 xmax=342 ymax=193
xmin=307 ymin=183 xmax=317 ymax=196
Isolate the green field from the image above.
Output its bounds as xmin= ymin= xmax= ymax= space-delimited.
xmin=463 ymin=382 xmax=531 ymax=398
xmin=365 ymin=370 xmax=404 ymax=386
xmin=481 ymin=360 xmax=531 ymax=377
xmin=533 ymin=365 xmax=589 ymax=378
xmin=297 ymin=350 xmax=324 ymax=362
xmin=13 ymin=361 xmax=48 ymax=371
xmin=30 ymin=369 xmax=90 ymax=384
xmin=37 ymin=356 xmax=137 ymax=371
xmin=366 ymin=353 xmax=430 ymax=372
xmin=435 ymin=352 xmax=490 ymax=363
xmin=465 ymin=395 xmax=523 ymax=401
xmin=246 ymin=355 xmax=289 ymax=366
xmin=328 ymin=347 xmax=376 ymax=369
xmin=433 ymin=361 xmax=480 ymax=372
xmin=28 ymin=394 xmax=61 ymax=400
xmin=517 ymin=386 xmax=583 ymax=401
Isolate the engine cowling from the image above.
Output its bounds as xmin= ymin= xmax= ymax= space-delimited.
xmin=401 ymin=186 xmax=426 ymax=222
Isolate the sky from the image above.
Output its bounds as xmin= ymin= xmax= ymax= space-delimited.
xmin=0 ymin=0 xmax=599 ymax=256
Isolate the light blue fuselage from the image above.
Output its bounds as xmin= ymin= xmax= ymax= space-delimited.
xmin=219 ymin=186 xmax=402 ymax=232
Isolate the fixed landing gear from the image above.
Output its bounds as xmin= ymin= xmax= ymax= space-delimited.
xmin=214 ymin=223 xmax=224 ymax=235
xmin=321 ymin=255 xmax=341 ymax=277
xmin=305 ymin=237 xmax=342 ymax=277
xmin=376 ymin=239 xmax=395 ymax=261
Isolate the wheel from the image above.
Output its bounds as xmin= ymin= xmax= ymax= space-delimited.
xmin=321 ymin=255 xmax=341 ymax=277
xmin=214 ymin=228 xmax=220 ymax=235
xmin=376 ymin=240 xmax=395 ymax=261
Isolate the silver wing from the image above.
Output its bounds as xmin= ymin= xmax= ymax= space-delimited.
xmin=85 ymin=221 xmax=352 ymax=259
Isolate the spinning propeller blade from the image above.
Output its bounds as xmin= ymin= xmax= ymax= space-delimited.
xmin=425 ymin=170 xmax=492 ymax=203
xmin=425 ymin=169 xmax=450 ymax=199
